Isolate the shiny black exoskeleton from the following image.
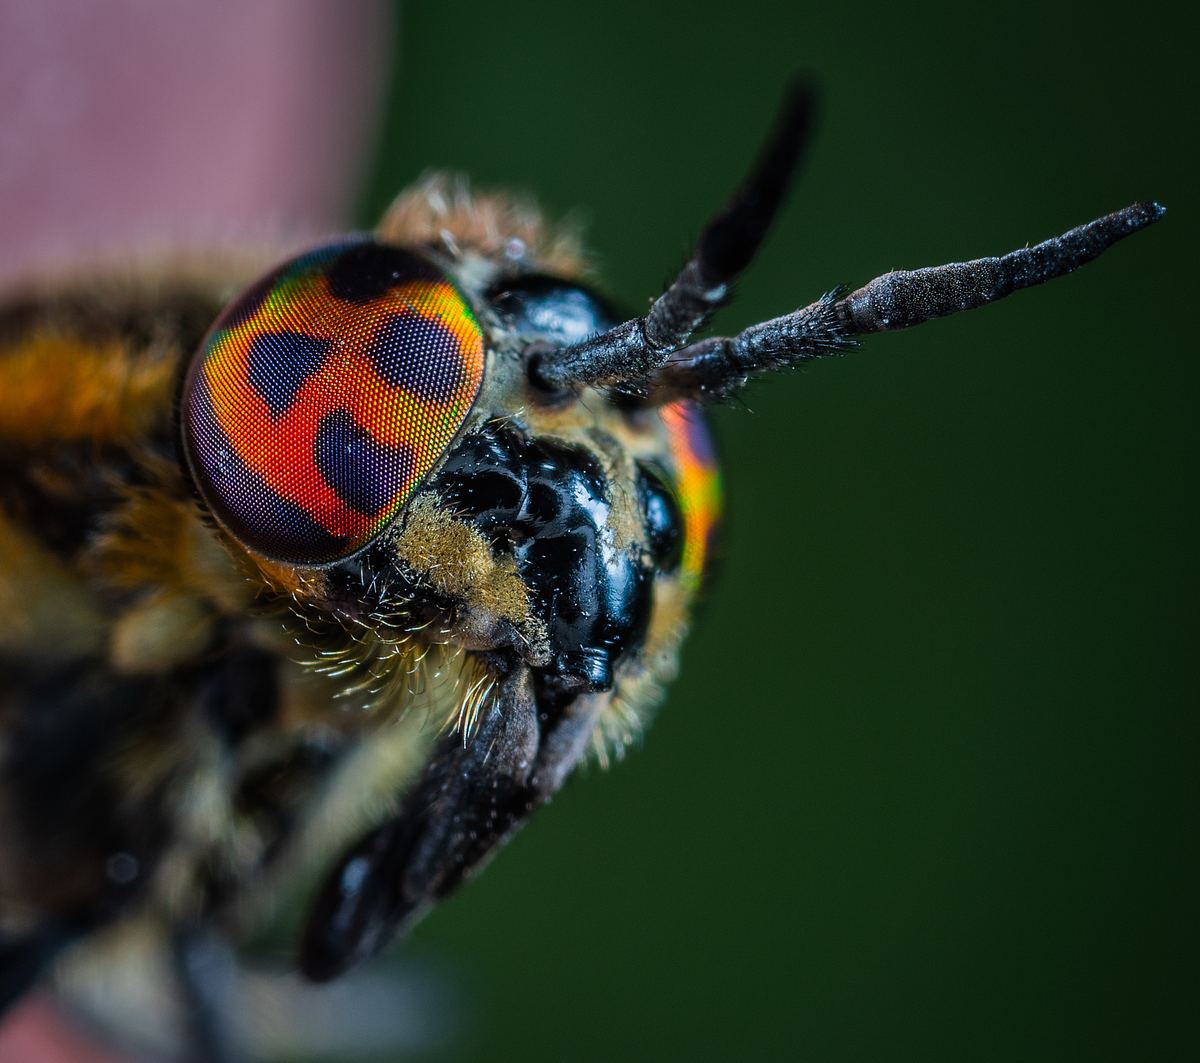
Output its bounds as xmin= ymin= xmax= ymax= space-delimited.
xmin=489 ymin=272 xmax=621 ymax=346
xmin=433 ymin=424 xmax=653 ymax=694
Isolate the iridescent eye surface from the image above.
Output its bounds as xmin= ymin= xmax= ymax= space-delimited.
xmin=661 ymin=402 xmax=721 ymax=589
xmin=182 ymin=239 xmax=485 ymax=564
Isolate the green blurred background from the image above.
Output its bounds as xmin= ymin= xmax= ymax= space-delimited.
xmin=350 ymin=2 xmax=1194 ymax=1060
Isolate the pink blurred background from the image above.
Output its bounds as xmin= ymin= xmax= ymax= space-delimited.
xmin=0 ymin=0 xmax=391 ymax=284
xmin=0 ymin=1 xmax=391 ymax=1057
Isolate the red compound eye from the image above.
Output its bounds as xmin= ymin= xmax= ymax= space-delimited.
xmin=181 ymin=239 xmax=485 ymax=565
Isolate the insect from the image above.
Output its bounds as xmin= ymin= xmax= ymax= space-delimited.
xmin=0 ymin=82 xmax=1161 ymax=1056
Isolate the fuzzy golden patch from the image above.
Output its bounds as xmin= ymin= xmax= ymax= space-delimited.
xmin=393 ymin=493 xmax=534 ymax=630
xmin=0 ymin=330 xmax=175 ymax=445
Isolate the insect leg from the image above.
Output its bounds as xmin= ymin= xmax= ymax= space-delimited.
xmin=299 ymin=664 xmax=549 ymax=981
xmin=531 ymin=80 xmax=816 ymax=391
xmin=642 ymin=201 xmax=1165 ymax=404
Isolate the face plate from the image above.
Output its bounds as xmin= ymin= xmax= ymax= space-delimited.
xmin=182 ymin=239 xmax=484 ymax=565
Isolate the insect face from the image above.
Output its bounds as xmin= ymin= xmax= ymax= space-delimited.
xmin=0 ymin=77 xmax=1162 ymax=1044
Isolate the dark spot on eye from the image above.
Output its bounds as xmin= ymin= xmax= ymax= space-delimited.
xmin=369 ymin=311 xmax=465 ymax=403
xmin=313 ymin=408 xmax=414 ymax=518
xmin=184 ymin=373 xmax=350 ymax=563
xmin=246 ymin=331 xmax=331 ymax=416
xmin=326 ymin=243 xmax=439 ymax=303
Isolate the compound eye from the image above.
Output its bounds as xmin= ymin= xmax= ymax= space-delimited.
xmin=181 ymin=239 xmax=485 ymax=565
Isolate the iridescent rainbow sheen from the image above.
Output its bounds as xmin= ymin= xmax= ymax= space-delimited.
xmin=661 ymin=401 xmax=722 ymax=588
xmin=182 ymin=239 xmax=484 ymax=564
